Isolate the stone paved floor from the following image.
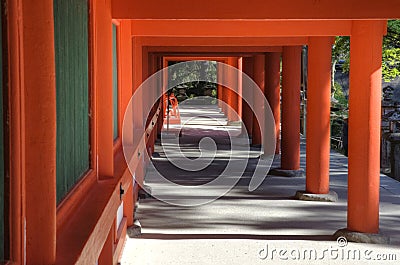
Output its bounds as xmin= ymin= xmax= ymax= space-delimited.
xmin=120 ymin=103 xmax=400 ymax=265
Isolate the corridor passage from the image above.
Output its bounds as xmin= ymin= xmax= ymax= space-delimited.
xmin=120 ymin=104 xmax=400 ymax=265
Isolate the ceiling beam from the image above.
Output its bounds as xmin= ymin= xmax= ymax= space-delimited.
xmin=150 ymin=50 xmax=283 ymax=57
xmin=138 ymin=36 xmax=308 ymax=48
xmin=131 ymin=20 xmax=352 ymax=37
xmin=112 ymin=0 xmax=400 ymax=20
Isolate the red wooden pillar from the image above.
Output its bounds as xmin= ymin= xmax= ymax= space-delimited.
xmin=265 ymin=52 xmax=281 ymax=154
xmin=347 ymin=21 xmax=385 ymax=234
xmin=281 ymin=46 xmax=301 ymax=170
xmin=132 ymin=36 xmax=145 ymax=187
xmin=221 ymin=62 xmax=228 ymax=116
xmin=127 ymin=35 xmax=145 ymax=222
xmin=145 ymin=52 xmax=155 ymax=161
xmin=22 ymin=0 xmax=57 ymax=263
xmin=241 ymin=57 xmax=254 ymax=138
xmin=98 ymin=226 xmax=113 ymax=265
xmin=8 ymin=0 xmax=25 ymax=262
xmin=120 ymin=20 xmax=133 ymax=137
xmin=226 ymin=57 xmax=239 ymax=121
xmin=95 ymin=0 xmax=114 ymax=180
xmin=117 ymin=20 xmax=135 ymax=228
xmin=151 ymin=54 xmax=159 ymax=151
xmin=217 ymin=64 xmax=224 ymax=110
xmin=306 ymin=37 xmax=332 ymax=194
xmin=157 ymin=55 xmax=164 ymax=136
xmin=237 ymin=57 xmax=243 ymax=119
xmin=252 ymin=54 xmax=265 ymax=145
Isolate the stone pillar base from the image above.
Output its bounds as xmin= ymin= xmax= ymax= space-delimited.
xmin=138 ymin=185 xmax=153 ymax=199
xmin=333 ymin=228 xmax=390 ymax=244
xmin=127 ymin=220 xmax=142 ymax=238
xmin=161 ymin=131 xmax=178 ymax=139
xmin=295 ymin=190 xmax=338 ymax=202
xmin=227 ymin=120 xmax=242 ymax=126
xmin=269 ymin=168 xmax=305 ymax=177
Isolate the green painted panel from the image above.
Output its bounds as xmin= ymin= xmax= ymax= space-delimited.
xmin=0 ymin=5 xmax=4 ymax=260
xmin=112 ymin=24 xmax=118 ymax=140
xmin=54 ymin=0 xmax=90 ymax=203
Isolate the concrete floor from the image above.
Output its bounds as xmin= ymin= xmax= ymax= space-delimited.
xmin=120 ymin=103 xmax=400 ymax=265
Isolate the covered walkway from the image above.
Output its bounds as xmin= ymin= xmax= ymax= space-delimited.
xmin=121 ymin=104 xmax=400 ymax=264
xmin=2 ymin=1 xmax=400 ymax=265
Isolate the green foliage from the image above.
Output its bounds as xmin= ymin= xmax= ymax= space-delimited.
xmin=384 ymin=20 xmax=400 ymax=49
xmin=169 ymin=60 xmax=217 ymax=85
xmin=333 ymin=82 xmax=348 ymax=107
xmin=332 ymin=36 xmax=350 ymax=72
xmin=382 ymin=48 xmax=400 ymax=82
xmin=332 ymin=20 xmax=400 ymax=81
xmin=168 ymin=61 xmax=218 ymax=98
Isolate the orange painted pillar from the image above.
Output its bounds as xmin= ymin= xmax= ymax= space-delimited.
xmin=98 ymin=226 xmax=113 ymax=265
xmin=123 ymin=183 xmax=134 ymax=226
xmin=237 ymin=57 xmax=243 ymax=119
xmin=347 ymin=21 xmax=384 ymax=234
xmin=252 ymin=55 xmax=265 ymax=145
xmin=151 ymin=54 xmax=158 ymax=151
xmin=281 ymin=46 xmax=301 ymax=170
xmin=156 ymin=56 xmax=163 ymax=136
xmin=118 ymin=20 xmax=135 ymax=228
xmin=132 ymin=36 xmax=145 ymax=187
xmin=226 ymin=57 xmax=239 ymax=121
xmin=160 ymin=57 xmax=168 ymax=134
xmin=221 ymin=87 xmax=228 ymax=115
xmin=306 ymin=37 xmax=333 ymax=194
xmin=120 ymin=20 xmax=133 ymax=136
xmin=22 ymin=0 xmax=57 ymax=263
xmin=95 ymin=0 xmax=114 ymax=179
xmin=145 ymin=53 xmax=154 ymax=160
xmin=231 ymin=58 xmax=240 ymax=120
xmin=217 ymin=64 xmax=224 ymax=110
xmin=265 ymin=52 xmax=281 ymax=154
xmin=8 ymin=0 xmax=25 ymax=262
xmin=241 ymin=57 xmax=254 ymax=137
xmin=220 ymin=61 xmax=228 ymax=115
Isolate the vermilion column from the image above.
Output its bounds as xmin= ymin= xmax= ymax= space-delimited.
xmin=98 ymin=227 xmax=113 ymax=265
xmin=226 ymin=57 xmax=239 ymax=121
xmin=8 ymin=0 xmax=24 ymax=262
xmin=265 ymin=52 xmax=281 ymax=154
xmin=306 ymin=37 xmax=333 ymax=194
xmin=132 ymin=36 xmax=145 ymax=186
xmin=281 ymin=46 xmax=301 ymax=170
xmin=96 ymin=1 xmax=114 ymax=179
xmin=217 ymin=63 xmax=224 ymax=110
xmin=23 ymin=0 xmax=57 ymax=263
xmin=348 ymin=21 xmax=384 ymax=234
xmin=241 ymin=57 xmax=254 ymax=137
xmin=237 ymin=57 xmax=243 ymax=119
xmin=221 ymin=62 xmax=228 ymax=116
xmin=157 ymin=56 xmax=164 ymax=136
xmin=252 ymin=55 xmax=265 ymax=146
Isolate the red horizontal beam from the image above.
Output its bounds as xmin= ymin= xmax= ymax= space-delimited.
xmin=164 ymin=56 xmax=229 ymax=62
xmin=148 ymin=47 xmax=284 ymax=54
xmin=151 ymin=51 xmax=283 ymax=57
xmin=112 ymin=0 xmax=400 ymax=20
xmin=131 ymin=20 xmax=352 ymax=37
xmin=139 ymin=36 xmax=308 ymax=48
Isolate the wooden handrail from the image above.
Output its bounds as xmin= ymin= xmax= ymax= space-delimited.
xmin=56 ymin=100 xmax=162 ymax=264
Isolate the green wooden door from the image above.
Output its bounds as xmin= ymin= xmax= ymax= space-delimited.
xmin=54 ymin=0 xmax=90 ymax=203
xmin=112 ymin=24 xmax=118 ymax=140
